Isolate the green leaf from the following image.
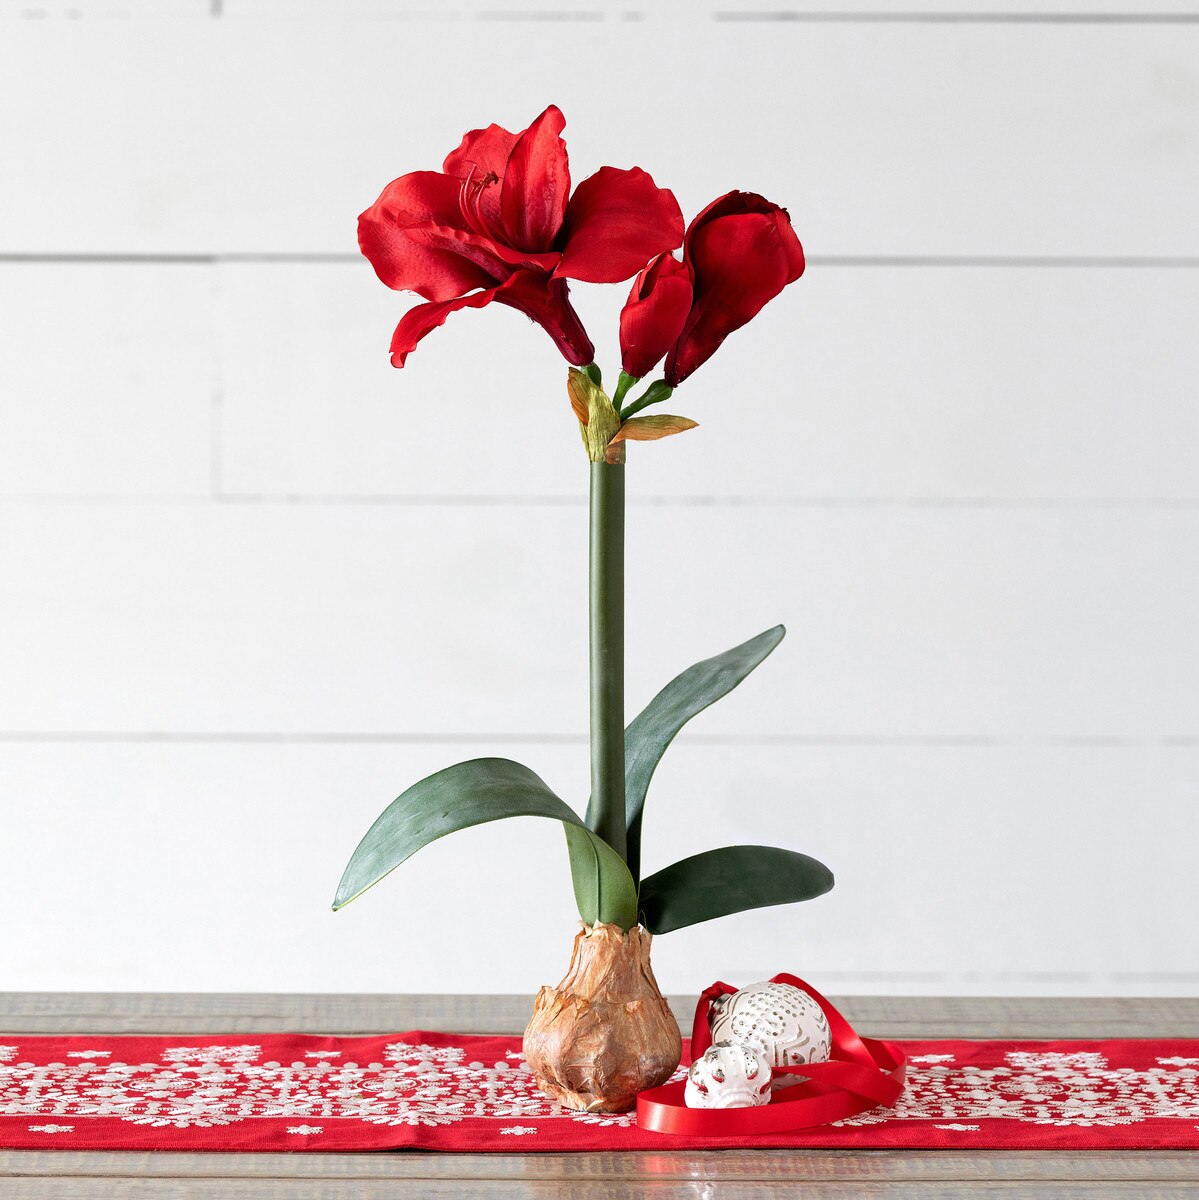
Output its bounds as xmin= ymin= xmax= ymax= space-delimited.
xmin=639 ymin=845 xmax=834 ymax=934
xmin=333 ymin=757 xmax=638 ymax=928
xmin=586 ymin=625 xmax=785 ymax=885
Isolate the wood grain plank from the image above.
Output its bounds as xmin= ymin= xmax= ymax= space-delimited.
xmin=1 ymin=1177 xmax=1197 ymax=1198
xmin=0 ymin=22 xmax=1194 ymax=255
xmin=1 ymin=1148 xmax=1197 ymax=1181
xmin=2 ymin=994 xmax=1196 ymax=1037
xmin=216 ymin=263 xmax=1199 ymax=502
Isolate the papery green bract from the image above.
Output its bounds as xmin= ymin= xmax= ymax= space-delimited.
xmin=333 ymin=757 xmax=638 ymax=929
xmin=638 ymin=845 xmax=834 ymax=934
xmin=587 ymin=625 xmax=786 ymax=885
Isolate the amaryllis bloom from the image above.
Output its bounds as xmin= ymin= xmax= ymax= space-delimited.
xmin=662 ymin=192 xmax=805 ymax=387
xmin=359 ymin=105 xmax=684 ymax=368
xmin=618 ymin=252 xmax=693 ymax=379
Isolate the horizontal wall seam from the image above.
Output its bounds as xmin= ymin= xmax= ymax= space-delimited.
xmin=4 ymin=494 xmax=1199 ymax=509
xmin=1 ymin=732 xmax=1197 ymax=746
xmin=3 ymin=253 xmax=1199 ymax=267
xmin=716 ymin=11 xmax=1199 ymax=23
xmin=13 ymin=9 xmax=1199 ymax=24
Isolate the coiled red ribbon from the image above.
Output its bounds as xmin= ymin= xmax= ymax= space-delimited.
xmin=636 ymin=973 xmax=906 ymax=1136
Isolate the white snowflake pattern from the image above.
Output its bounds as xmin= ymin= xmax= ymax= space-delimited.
xmin=935 ymin=1123 xmax=981 ymax=1131
xmin=1160 ymin=1058 xmax=1199 ymax=1067
xmin=67 ymin=1050 xmax=111 ymax=1059
xmin=2 ymin=1042 xmax=1198 ymax=1135
xmin=305 ymin=1051 xmax=341 ymax=1059
xmin=569 ymin=1110 xmax=638 ymax=1128
xmin=500 ymin=1125 xmax=538 ymax=1136
xmin=162 ymin=1045 xmax=262 ymax=1064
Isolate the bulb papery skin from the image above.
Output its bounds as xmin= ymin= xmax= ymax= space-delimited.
xmin=523 ymin=923 xmax=682 ymax=1112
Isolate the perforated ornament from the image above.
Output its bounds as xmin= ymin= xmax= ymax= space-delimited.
xmin=709 ymin=980 xmax=832 ymax=1070
xmin=684 ymin=1041 xmax=773 ymax=1109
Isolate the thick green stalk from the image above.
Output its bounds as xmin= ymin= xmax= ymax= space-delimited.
xmin=589 ymin=459 xmax=626 ymax=864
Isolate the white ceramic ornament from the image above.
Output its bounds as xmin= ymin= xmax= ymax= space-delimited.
xmin=684 ymin=1040 xmax=773 ymax=1109
xmin=709 ymin=981 xmax=832 ymax=1070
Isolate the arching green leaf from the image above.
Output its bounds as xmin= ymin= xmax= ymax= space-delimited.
xmin=586 ymin=625 xmax=786 ymax=885
xmin=334 ymin=757 xmax=637 ymax=928
xmin=639 ymin=844 xmax=834 ymax=934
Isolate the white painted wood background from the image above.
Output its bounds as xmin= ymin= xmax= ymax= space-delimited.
xmin=1 ymin=1 xmax=1197 ymax=999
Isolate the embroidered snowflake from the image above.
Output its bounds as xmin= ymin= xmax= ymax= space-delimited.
xmin=2 ymin=1039 xmax=1198 ymax=1137
xmin=162 ymin=1045 xmax=261 ymax=1064
xmin=500 ymin=1125 xmax=538 ymax=1136
xmin=569 ymin=1110 xmax=637 ymax=1128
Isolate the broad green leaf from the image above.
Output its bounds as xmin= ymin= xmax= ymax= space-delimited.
xmin=333 ymin=757 xmax=638 ymax=928
xmin=638 ymin=845 xmax=834 ymax=934
xmin=586 ymin=625 xmax=785 ymax=884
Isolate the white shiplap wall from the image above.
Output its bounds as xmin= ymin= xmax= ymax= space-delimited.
xmin=0 ymin=3 xmax=1197 ymax=999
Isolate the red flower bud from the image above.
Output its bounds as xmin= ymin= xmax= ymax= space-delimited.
xmin=664 ymin=192 xmax=805 ymax=387
xmin=618 ymin=253 xmax=693 ymax=380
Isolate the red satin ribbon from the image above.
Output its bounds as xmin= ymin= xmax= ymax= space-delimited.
xmin=636 ymin=973 xmax=907 ymax=1136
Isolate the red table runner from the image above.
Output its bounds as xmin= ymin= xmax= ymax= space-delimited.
xmin=2 ymin=1032 xmax=1198 ymax=1151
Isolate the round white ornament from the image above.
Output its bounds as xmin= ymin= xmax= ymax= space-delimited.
xmin=708 ymin=981 xmax=832 ymax=1070
xmin=684 ymin=1040 xmax=772 ymax=1109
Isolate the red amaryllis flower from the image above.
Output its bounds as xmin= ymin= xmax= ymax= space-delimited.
xmin=662 ymin=192 xmax=805 ymax=387
xmin=359 ymin=105 xmax=684 ymax=368
xmin=618 ymin=252 xmax=693 ymax=379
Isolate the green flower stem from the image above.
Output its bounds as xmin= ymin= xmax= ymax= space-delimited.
xmin=620 ymin=380 xmax=673 ymax=420
xmin=589 ymin=459 xmax=626 ymax=863
xmin=612 ymin=370 xmax=638 ymax=408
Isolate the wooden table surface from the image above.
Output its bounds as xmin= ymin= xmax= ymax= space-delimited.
xmin=1 ymin=993 xmax=1197 ymax=1198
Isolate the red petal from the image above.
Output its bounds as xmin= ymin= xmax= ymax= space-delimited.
xmin=618 ymin=252 xmax=693 ymax=378
xmin=494 ymin=270 xmax=595 ymax=366
xmin=500 ymin=105 xmax=570 ymax=253
xmin=442 ymin=121 xmax=518 ymax=237
xmin=683 ymin=190 xmax=805 ymax=279
xmin=387 ymin=271 xmax=594 ymax=368
xmin=665 ymin=195 xmax=804 ymax=385
xmin=443 ymin=122 xmax=518 ymax=180
xmin=358 ymin=171 xmax=494 ymax=301
xmin=388 ymin=285 xmax=503 ymax=367
xmin=555 ymin=166 xmax=684 ymax=284
xmin=403 ymin=223 xmax=559 ymax=280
